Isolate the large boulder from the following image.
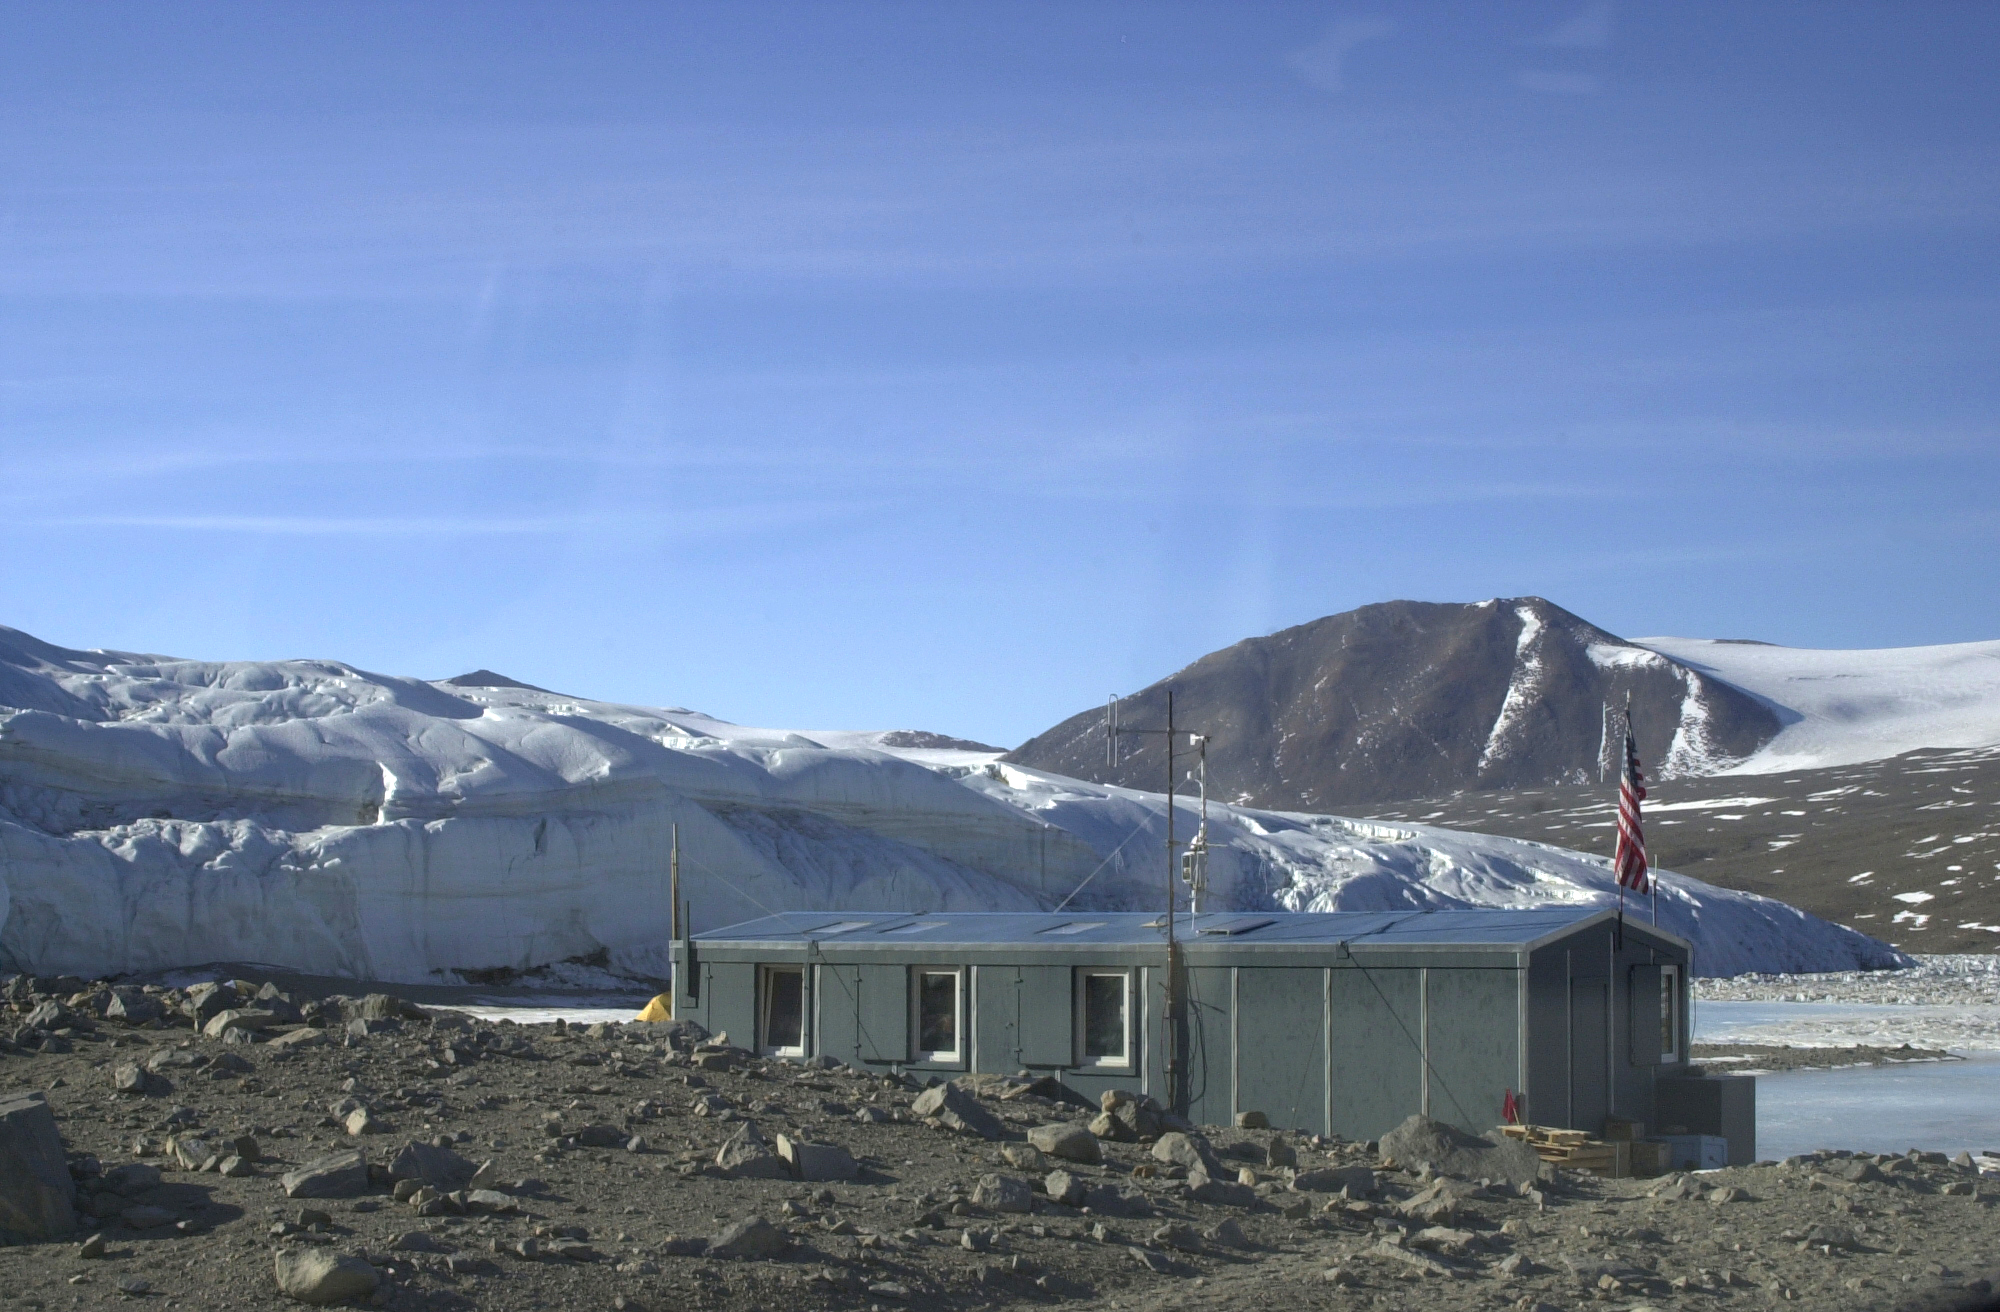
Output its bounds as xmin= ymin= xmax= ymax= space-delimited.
xmin=280 ymin=1150 xmax=371 ymax=1199
xmin=0 ymin=1091 xmax=76 ymax=1239
xmin=104 ymin=990 xmax=164 ymax=1025
xmin=707 ymin=1216 xmax=788 ymax=1259
xmin=1027 ymin=1122 xmax=1102 ymax=1164
xmin=1152 ymin=1131 xmax=1223 ymax=1177
xmin=972 ymin=1173 xmax=1034 ymax=1213
xmin=715 ymin=1122 xmax=791 ymax=1180
xmin=1091 ymin=1089 xmax=1164 ymax=1142
xmin=775 ymin=1135 xmax=859 ymax=1182
xmin=386 ymin=1141 xmax=476 ymax=1192
xmin=1292 ymin=1165 xmax=1377 ymax=1195
xmin=273 ymin=1250 xmax=380 ymax=1305
xmin=203 ymin=1009 xmax=279 ymax=1039
xmin=1376 ymin=1115 xmax=1543 ymax=1187
xmin=911 ymin=1082 xmax=1002 ymax=1140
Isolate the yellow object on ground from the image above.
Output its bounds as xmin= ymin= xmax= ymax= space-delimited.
xmin=635 ymin=993 xmax=672 ymax=1023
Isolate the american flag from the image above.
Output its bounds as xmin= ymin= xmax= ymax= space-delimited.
xmin=1614 ymin=727 xmax=1650 ymax=894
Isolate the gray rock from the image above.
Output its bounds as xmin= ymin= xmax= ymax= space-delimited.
xmin=217 ymin=1155 xmax=253 ymax=1178
xmin=25 ymin=1000 xmax=73 ymax=1030
xmin=181 ymin=982 xmax=237 ymax=1026
xmin=100 ymin=1163 xmax=162 ymax=1195
xmin=144 ymin=1047 xmax=204 ymax=1074
xmin=707 ymin=1216 xmax=788 ymax=1259
xmin=1097 ymin=1090 xmax=1163 ymax=1141
xmin=1375 ymin=1114 xmax=1543 ymax=1187
xmin=1804 ymin=1223 xmax=1859 ymax=1250
xmin=715 ymin=1122 xmax=792 ymax=1180
xmin=1027 ymin=1122 xmax=1102 ymax=1164
xmin=1835 ymin=1158 xmax=1885 ymax=1185
xmin=1265 ymin=1139 xmax=1298 ymax=1169
xmin=911 ymin=1082 xmax=1003 ymax=1140
xmin=356 ymin=994 xmax=417 ymax=1022
xmin=1152 ymin=1131 xmax=1223 ymax=1177
xmin=465 ymin=1189 xmax=517 ymax=1213
xmin=0 ymin=1091 xmax=76 ymax=1240
xmin=281 ymin=1150 xmax=371 ymax=1199
xmin=387 ymin=1141 xmax=475 ymax=1191
xmin=573 ymin=1124 xmax=626 ymax=1148
xmin=105 ymin=990 xmax=164 ymax=1025
xmin=1235 ymin=1110 xmax=1270 ymax=1130
xmin=1000 ymin=1142 xmax=1047 ymax=1170
xmin=78 ymin=1233 xmax=107 ymax=1258
xmin=266 ymin=1028 xmax=328 ymax=1051
xmin=973 ymin=1173 xmax=1034 ymax=1213
xmin=1044 ymin=1169 xmax=1087 ymax=1207
xmin=203 ymin=1008 xmax=278 ymax=1039
xmin=110 ymin=1062 xmax=150 ymax=1094
xmin=343 ymin=1108 xmax=380 ymax=1137
xmin=776 ymin=1135 xmax=859 ymax=1182
xmin=273 ymin=1250 xmax=380 ymax=1305
xmin=1151 ymin=1222 xmax=1204 ymax=1253
xmin=1186 ymin=1170 xmax=1257 ymax=1208
xmin=1204 ymin=1217 xmax=1251 ymax=1248
xmin=1128 ymin=1245 xmax=1176 ymax=1273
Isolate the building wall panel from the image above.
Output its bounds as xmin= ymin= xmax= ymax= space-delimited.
xmin=706 ymin=961 xmax=757 ymax=1053
xmin=855 ymin=963 xmax=908 ymax=1066
xmin=1423 ymin=968 xmax=1518 ymax=1133
xmin=1183 ymin=965 xmax=1234 ymax=1129
xmin=1234 ymin=968 xmax=1329 ymax=1135
xmin=1018 ymin=966 xmax=1073 ymax=1068
xmin=1327 ymin=966 xmax=1422 ymax=1140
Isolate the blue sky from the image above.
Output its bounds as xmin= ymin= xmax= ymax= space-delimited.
xmin=3 ymin=3 xmax=1997 ymax=746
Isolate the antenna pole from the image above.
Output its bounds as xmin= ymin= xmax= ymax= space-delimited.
xmin=670 ymin=822 xmax=682 ymax=942
xmin=1164 ymin=690 xmax=1183 ymax=1114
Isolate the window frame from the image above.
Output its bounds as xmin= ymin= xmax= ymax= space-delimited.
xmin=757 ymin=963 xmax=807 ymax=1059
xmin=908 ymin=965 xmax=965 ymax=1067
xmin=1073 ymin=967 xmax=1135 ymax=1072
xmin=1659 ymin=962 xmax=1681 ymax=1063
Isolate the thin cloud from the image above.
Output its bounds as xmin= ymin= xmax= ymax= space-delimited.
xmin=1286 ymin=18 xmax=1395 ymax=93
xmin=1525 ymin=2 xmax=1616 ymax=50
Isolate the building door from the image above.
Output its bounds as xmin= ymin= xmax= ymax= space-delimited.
xmin=1569 ymin=974 xmax=1608 ymax=1133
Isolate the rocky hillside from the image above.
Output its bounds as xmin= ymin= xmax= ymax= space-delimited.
xmin=1005 ymin=599 xmax=1780 ymax=810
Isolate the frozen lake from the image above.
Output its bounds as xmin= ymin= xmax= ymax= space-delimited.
xmin=1696 ymin=999 xmax=2000 ymax=1160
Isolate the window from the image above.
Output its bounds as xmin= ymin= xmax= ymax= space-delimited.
xmin=1659 ymin=963 xmax=1681 ymax=1062
xmin=911 ymin=967 xmax=962 ymax=1064
xmin=758 ymin=965 xmax=805 ymax=1058
xmin=1074 ymin=969 xmax=1131 ymax=1069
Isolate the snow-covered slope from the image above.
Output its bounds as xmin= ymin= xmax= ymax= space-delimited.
xmin=1635 ymin=637 xmax=2000 ymax=774
xmin=0 ymin=626 xmax=1904 ymax=982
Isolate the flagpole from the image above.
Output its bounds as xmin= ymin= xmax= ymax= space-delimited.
xmin=1615 ymin=696 xmax=1631 ymax=951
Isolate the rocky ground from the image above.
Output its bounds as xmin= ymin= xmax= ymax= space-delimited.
xmin=1687 ymin=1044 xmax=1960 ymax=1074
xmin=2 ymin=973 xmax=1999 ymax=1312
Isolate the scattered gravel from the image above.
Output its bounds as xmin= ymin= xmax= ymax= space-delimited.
xmin=2 ymin=971 xmax=1998 ymax=1311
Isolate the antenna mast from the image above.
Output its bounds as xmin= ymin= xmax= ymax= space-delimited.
xmin=1182 ymin=733 xmax=1211 ymax=913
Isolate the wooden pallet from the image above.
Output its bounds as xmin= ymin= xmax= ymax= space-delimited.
xmin=1497 ymin=1125 xmax=1630 ymax=1177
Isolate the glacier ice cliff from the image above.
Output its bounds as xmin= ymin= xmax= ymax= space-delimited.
xmin=0 ymin=626 xmax=1906 ymax=981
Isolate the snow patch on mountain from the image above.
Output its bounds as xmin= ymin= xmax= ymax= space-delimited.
xmin=0 ymin=625 xmax=1906 ymax=983
xmin=1636 ymin=636 xmax=2000 ymax=773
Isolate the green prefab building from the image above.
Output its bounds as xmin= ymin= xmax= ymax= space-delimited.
xmin=669 ymin=907 xmax=1750 ymax=1157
